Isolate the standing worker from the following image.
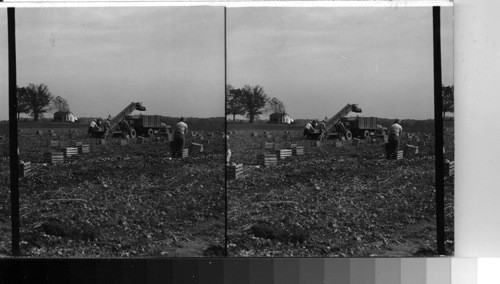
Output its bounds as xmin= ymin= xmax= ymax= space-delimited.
xmin=386 ymin=119 xmax=403 ymax=159
xmin=172 ymin=117 xmax=188 ymax=158
xmin=334 ymin=119 xmax=346 ymax=140
xmin=103 ymin=118 xmax=111 ymax=138
xmin=319 ymin=120 xmax=327 ymax=140
xmin=119 ymin=119 xmax=130 ymax=138
xmin=226 ymin=135 xmax=231 ymax=165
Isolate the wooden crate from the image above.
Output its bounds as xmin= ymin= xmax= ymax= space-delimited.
xmin=136 ymin=137 xmax=146 ymax=144
xmin=285 ymin=142 xmax=297 ymax=149
xmin=44 ymin=152 xmax=64 ymax=164
xmin=396 ymin=150 xmax=404 ymax=160
xmin=70 ymin=140 xmax=83 ymax=147
xmin=266 ymin=135 xmax=274 ymax=140
xmin=46 ymin=140 xmax=60 ymax=148
xmin=51 ymin=133 xmax=57 ymax=137
xmin=251 ymin=132 xmax=259 ymax=137
xmin=352 ymin=138 xmax=361 ymax=146
xmin=18 ymin=162 xmax=31 ymax=178
xmin=310 ymin=140 xmax=321 ymax=147
xmin=283 ymin=134 xmax=291 ymax=141
xmin=64 ymin=147 xmax=78 ymax=157
xmin=444 ymin=161 xmax=455 ymax=176
xmin=36 ymin=130 xmax=43 ymax=135
xmin=292 ymin=146 xmax=304 ymax=156
xmin=335 ymin=141 xmax=344 ymax=148
xmin=189 ymin=142 xmax=204 ymax=155
xmin=95 ymin=139 xmax=106 ymax=145
xmin=257 ymin=153 xmax=277 ymax=166
xmin=276 ymin=149 xmax=292 ymax=159
xmin=262 ymin=142 xmax=274 ymax=150
xmin=404 ymin=144 xmax=419 ymax=157
xmin=120 ymin=139 xmax=128 ymax=146
xmin=226 ymin=164 xmax=244 ymax=180
xmin=182 ymin=148 xmax=189 ymax=158
xmin=78 ymin=144 xmax=90 ymax=154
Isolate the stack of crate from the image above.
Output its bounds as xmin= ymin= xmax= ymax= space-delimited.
xmin=285 ymin=142 xmax=297 ymax=149
xmin=403 ymin=144 xmax=419 ymax=158
xmin=64 ymin=147 xmax=78 ymax=158
xmin=78 ymin=144 xmax=90 ymax=154
xmin=44 ymin=152 xmax=64 ymax=164
xmin=276 ymin=149 xmax=292 ymax=159
xmin=182 ymin=148 xmax=189 ymax=158
xmin=444 ymin=160 xmax=455 ymax=176
xmin=18 ymin=161 xmax=31 ymax=178
xmin=226 ymin=164 xmax=243 ymax=180
xmin=189 ymin=142 xmax=204 ymax=156
xmin=292 ymin=146 xmax=304 ymax=156
xmin=257 ymin=153 xmax=277 ymax=166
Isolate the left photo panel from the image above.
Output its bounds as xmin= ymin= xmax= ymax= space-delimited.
xmin=4 ymin=6 xmax=226 ymax=257
xmin=0 ymin=9 xmax=9 ymax=257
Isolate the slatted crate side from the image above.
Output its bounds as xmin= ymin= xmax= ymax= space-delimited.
xmin=226 ymin=164 xmax=244 ymax=179
xmin=352 ymin=138 xmax=361 ymax=146
xmin=95 ymin=139 xmax=106 ymax=145
xmin=257 ymin=153 xmax=277 ymax=166
xmin=262 ymin=142 xmax=274 ymax=150
xmin=444 ymin=161 xmax=455 ymax=176
xmin=18 ymin=162 xmax=32 ymax=178
xmin=292 ymin=146 xmax=304 ymax=156
xmin=46 ymin=140 xmax=60 ymax=148
xmin=136 ymin=137 xmax=146 ymax=144
xmin=310 ymin=140 xmax=321 ymax=147
xmin=396 ymin=150 xmax=404 ymax=160
xmin=189 ymin=143 xmax=204 ymax=155
xmin=276 ymin=149 xmax=292 ymax=159
xmin=64 ymin=147 xmax=78 ymax=157
xmin=69 ymin=140 xmax=83 ymax=147
xmin=78 ymin=144 xmax=90 ymax=154
xmin=285 ymin=142 xmax=297 ymax=149
xmin=182 ymin=148 xmax=189 ymax=158
xmin=403 ymin=144 xmax=419 ymax=157
xmin=44 ymin=152 xmax=64 ymax=164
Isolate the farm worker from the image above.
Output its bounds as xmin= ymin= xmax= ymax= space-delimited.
xmin=172 ymin=117 xmax=188 ymax=158
xmin=303 ymin=121 xmax=315 ymax=140
xmin=88 ymin=119 xmax=99 ymax=136
xmin=103 ymin=118 xmax=111 ymax=136
xmin=226 ymin=135 xmax=231 ymax=165
xmin=96 ymin=119 xmax=102 ymax=129
xmin=319 ymin=121 xmax=327 ymax=140
xmin=159 ymin=122 xmax=168 ymax=133
xmin=334 ymin=120 xmax=346 ymax=140
xmin=386 ymin=119 xmax=403 ymax=159
xmin=119 ymin=119 xmax=130 ymax=138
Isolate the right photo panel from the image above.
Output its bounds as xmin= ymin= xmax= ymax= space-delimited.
xmin=226 ymin=7 xmax=454 ymax=257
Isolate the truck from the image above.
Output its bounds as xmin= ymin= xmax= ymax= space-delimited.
xmin=322 ymin=104 xmax=386 ymax=140
xmin=340 ymin=116 xmax=387 ymax=139
xmin=89 ymin=102 xmax=171 ymax=139
xmin=125 ymin=114 xmax=171 ymax=138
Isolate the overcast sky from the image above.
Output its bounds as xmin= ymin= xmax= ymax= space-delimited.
xmin=0 ymin=7 xmax=224 ymax=121
xmin=227 ymin=7 xmax=453 ymax=120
